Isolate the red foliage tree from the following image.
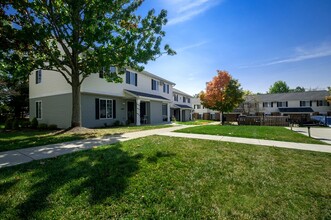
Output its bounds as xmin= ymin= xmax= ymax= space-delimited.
xmin=200 ymin=70 xmax=244 ymax=124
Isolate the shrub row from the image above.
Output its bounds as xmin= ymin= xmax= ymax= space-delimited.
xmin=3 ymin=118 xmax=57 ymax=131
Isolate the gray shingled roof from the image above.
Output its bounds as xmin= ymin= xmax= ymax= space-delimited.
xmin=174 ymin=104 xmax=192 ymax=109
xmin=125 ymin=90 xmax=169 ymax=101
xmin=247 ymin=90 xmax=329 ymax=102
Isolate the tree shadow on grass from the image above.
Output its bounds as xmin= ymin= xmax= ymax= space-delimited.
xmin=1 ymin=142 xmax=142 ymax=219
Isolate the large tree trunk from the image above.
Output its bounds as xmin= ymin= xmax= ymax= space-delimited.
xmin=221 ymin=111 xmax=224 ymax=125
xmin=71 ymin=72 xmax=81 ymax=128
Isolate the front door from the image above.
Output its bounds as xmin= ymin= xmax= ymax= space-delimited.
xmin=127 ymin=101 xmax=135 ymax=124
xmin=182 ymin=110 xmax=186 ymax=122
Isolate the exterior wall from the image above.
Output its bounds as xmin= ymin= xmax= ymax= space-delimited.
xmin=29 ymin=70 xmax=71 ymax=99
xmin=81 ymin=93 xmax=129 ymax=128
xmin=29 ymin=93 xmax=72 ymax=128
xmin=173 ymin=92 xmax=192 ymax=108
xmin=192 ymin=98 xmax=219 ymax=117
xmin=81 ymin=70 xmax=173 ymax=100
xmin=150 ymin=101 xmax=163 ymax=124
xmin=260 ymin=100 xmax=331 ymax=115
xmin=182 ymin=109 xmax=191 ymax=121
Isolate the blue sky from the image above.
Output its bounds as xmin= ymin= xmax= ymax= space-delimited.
xmin=141 ymin=0 xmax=331 ymax=95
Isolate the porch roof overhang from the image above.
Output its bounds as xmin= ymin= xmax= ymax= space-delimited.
xmin=278 ymin=107 xmax=314 ymax=114
xmin=124 ymin=90 xmax=171 ymax=102
xmin=172 ymin=104 xmax=193 ymax=109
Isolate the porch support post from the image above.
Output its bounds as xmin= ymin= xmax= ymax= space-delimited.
xmin=167 ymin=103 xmax=170 ymax=122
xmin=179 ymin=109 xmax=182 ymax=122
xmin=136 ymin=98 xmax=141 ymax=126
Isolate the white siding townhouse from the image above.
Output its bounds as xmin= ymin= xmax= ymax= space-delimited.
xmin=29 ymin=68 xmax=192 ymax=128
xmin=192 ymin=90 xmax=331 ymax=122
xmin=171 ymin=88 xmax=193 ymax=122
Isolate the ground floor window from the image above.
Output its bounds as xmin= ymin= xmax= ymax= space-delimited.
xmin=162 ymin=104 xmax=168 ymax=121
xmin=100 ymin=99 xmax=113 ymax=119
xmin=36 ymin=101 xmax=42 ymax=119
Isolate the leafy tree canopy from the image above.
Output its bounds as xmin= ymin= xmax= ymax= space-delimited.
xmin=1 ymin=0 xmax=175 ymax=127
xmin=200 ymin=70 xmax=244 ymax=124
xmin=268 ymin=81 xmax=290 ymax=94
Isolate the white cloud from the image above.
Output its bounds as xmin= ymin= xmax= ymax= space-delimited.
xmin=163 ymin=0 xmax=223 ymax=25
xmin=239 ymin=43 xmax=331 ymax=68
xmin=176 ymin=41 xmax=208 ymax=52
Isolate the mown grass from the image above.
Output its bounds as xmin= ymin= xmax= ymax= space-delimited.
xmin=0 ymin=124 xmax=170 ymax=152
xmin=176 ymin=125 xmax=328 ymax=145
xmin=175 ymin=119 xmax=215 ymax=125
xmin=0 ymin=136 xmax=330 ymax=219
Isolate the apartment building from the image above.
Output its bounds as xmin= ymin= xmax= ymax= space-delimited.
xmin=29 ymin=68 xmax=182 ymax=128
xmin=171 ymin=88 xmax=193 ymax=122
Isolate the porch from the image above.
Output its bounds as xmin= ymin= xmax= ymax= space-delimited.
xmin=124 ymin=90 xmax=171 ymax=126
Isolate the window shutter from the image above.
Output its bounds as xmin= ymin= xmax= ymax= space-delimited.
xmin=95 ymin=98 xmax=100 ymax=119
xmin=151 ymin=79 xmax=153 ymax=90
xmin=135 ymin=74 xmax=137 ymax=86
xmin=286 ymin=101 xmax=288 ymax=107
xmin=35 ymin=71 xmax=38 ymax=84
xmin=271 ymin=102 xmax=273 ymax=107
xmin=113 ymin=100 xmax=116 ymax=118
xmin=310 ymin=101 xmax=312 ymax=107
xmin=35 ymin=102 xmax=38 ymax=118
xmin=126 ymin=71 xmax=130 ymax=84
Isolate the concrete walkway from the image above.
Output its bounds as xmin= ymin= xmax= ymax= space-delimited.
xmin=1 ymin=125 xmax=330 ymax=169
xmin=287 ymin=127 xmax=331 ymax=145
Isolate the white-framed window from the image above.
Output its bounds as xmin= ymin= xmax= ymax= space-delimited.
xmin=99 ymin=99 xmax=113 ymax=119
xmin=36 ymin=101 xmax=42 ymax=119
xmin=187 ymin=98 xmax=190 ymax=103
xmin=317 ymin=100 xmax=330 ymax=106
xmin=263 ymin=102 xmax=273 ymax=108
xmin=163 ymin=83 xmax=170 ymax=94
xmin=174 ymin=94 xmax=178 ymax=101
xmin=151 ymin=79 xmax=159 ymax=91
xmin=126 ymin=70 xmax=137 ymax=86
xmin=183 ymin=97 xmax=186 ymax=103
xmin=162 ymin=104 xmax=168 ymax=121
xmin=300 ymin=101 xmax=311 ymax=107
xmin=100 ymin=66 xmax=116 ymax=78
xmin=35 ymin=70 xmax=42 ymax=84
xmin=277 ymin=101 xmax=288 ymax=107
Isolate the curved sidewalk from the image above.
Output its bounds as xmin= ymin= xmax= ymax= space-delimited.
xmin=1 ymin=125 xmax=330 ymax=169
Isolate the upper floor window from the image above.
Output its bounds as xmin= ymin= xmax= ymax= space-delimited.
xmin=263 ymin=102 xmax=273 ymax=108
xmin=194 ymin=105 xmax=201 ymax=109
xmin=183 ymin=97 xmax=186 ymax=103
xmin=187 ymin=98 xmax=190 ymax=103
xmin=36 ymin=101 xmax=42 ymax=119
xmin=174 ymin=94 xmax=178 ymax=101
xmin=35 ymin=70 xmax=42 ymax=84
xmin=126 ymin=71 xmax=137 ymax=86
xmin=300 ymin=101 xmax=311 ymax=107
xmin=317 ymin=100 xmax=330 ymax=107
xmin=100 ymin=66 xmax=116 ymax=79
xmin=163 ymin=83 xmax=170 ymax=94
xmin=277 ymin=101 xmax=288 ymax=107
xmin=151 ymin=79 xmax=159 ymax=91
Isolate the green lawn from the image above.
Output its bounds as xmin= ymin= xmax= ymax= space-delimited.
xmin=0 ymin=124 xmax=170 ymax=152
xmin=176 ymin=125 xmax=328 ymax=145
xmin=0 ymin=136 xmax=330 ymax=219
xmin=175 ymin=119 xmax=215 ymax=125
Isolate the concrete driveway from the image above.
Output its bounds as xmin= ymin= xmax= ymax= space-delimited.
xmin=289 ymin=127 xmax=331 ymax=144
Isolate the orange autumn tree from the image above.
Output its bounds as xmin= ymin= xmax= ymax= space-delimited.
xmin=200 ymin=70 xmax=244 ymax=125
